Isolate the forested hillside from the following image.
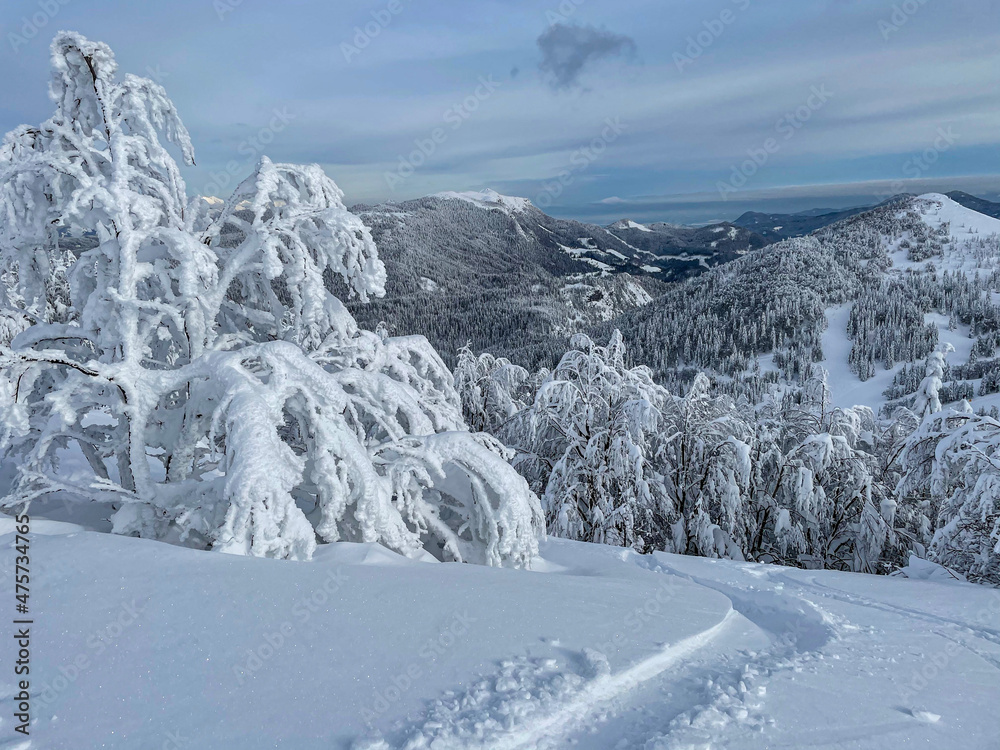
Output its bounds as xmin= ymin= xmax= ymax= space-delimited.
xmin=453 ymin=194 xmax=1000 ymax=584
xmin=605 ymin=194 xmax=1000 ymax=413
xmin=345 ymin=193 xmax=663 ymax=369
xmin=344 ymin=191 xmax=762 ymax=369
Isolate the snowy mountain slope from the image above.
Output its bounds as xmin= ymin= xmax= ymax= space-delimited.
xmin=358 ymin=192 xmax=767 ymax=285
xmin=946 ymin=190 xmax=1000 ymax=220
xmin=392 ymin=192 xmax=767 ymax=282
xmin=821 ymin=194 xmax=1000 ymax=412
xmin=912 ymin=192 xmax=1000 ymax=243
xmin=3 ymin=520 xmax=998 ymax=750
xmin=357 ymin=192 xmax=655 ymax=277
xmin=604 ymin=194 xmax=1000 ymax=415
xmin=431 ymin=189 xmax=534 ymax=214
xmin=345 ymin=191 xmax=772 ymax=368
xmin=345 ymin=194 xmax=669 ymax=369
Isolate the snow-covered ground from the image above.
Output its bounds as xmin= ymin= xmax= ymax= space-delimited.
xmin=3 ymin=519 xmax=998 ymax=749
xmin=822 ymin=305 xmax=975 ymax=411
xmin=915 ymin=193 xmax=1000 ymax=241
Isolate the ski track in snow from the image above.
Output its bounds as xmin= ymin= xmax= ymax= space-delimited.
xmin=374 ymin=554 xmax=859 ymax=750
xmin=618 ymin=558 xmax=849 ymax=750
xmin=772 ymin=573 xmax=1000 ymax=648
xmin=370 ymin=546 xmax=1000 ymax=750
xmin=375 ymin=610 xmax=742 ymax=750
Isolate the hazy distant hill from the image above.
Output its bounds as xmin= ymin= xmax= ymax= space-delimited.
xmin=730 ymin=201 xmax=897 ymax=242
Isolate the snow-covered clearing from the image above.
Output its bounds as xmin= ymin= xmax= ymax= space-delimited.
xmin=821 ymin=304 xmax=887 ymax=410
xmin=823 ymin=305 xmax=975 ymax=411
xmin=3 ymin=521 xmax=997 ymax=750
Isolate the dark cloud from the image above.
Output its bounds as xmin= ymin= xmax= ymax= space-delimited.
xmin=537 ymin=23 xmax=638 ymax=90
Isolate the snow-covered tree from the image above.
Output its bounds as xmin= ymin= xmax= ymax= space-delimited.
xmin=898 ymin=403 xmax=1000 ymax=584
xmin=778 ymin=429 xmax=886 ymax=572
xmin=503 ymin=332 xmax=670 ymax=551
xmin=656 ymin=372 xmax=754 ymax=560
xmin=500 ymin=335 xmax=757 ymax=558
xmin=454 ymin=345 xmax=532 ymax=434
xmin=743 ymin=374 xmax=893 ymax=573
xmin=0 ymin=32 xmax=543 ymax=566
xmin=912 ymin=343 xmax=955 ymax=417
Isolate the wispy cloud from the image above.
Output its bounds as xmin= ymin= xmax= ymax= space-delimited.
xmin=1 ymin=0 xmax=994 ymax=222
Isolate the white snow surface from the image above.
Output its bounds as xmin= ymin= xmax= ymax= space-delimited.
xmin=4 ymin=523 xmax=998 ymax=749
xmin=431 ymin=189 xmax=533 ymax=214
xmin=914 ymin=193 xmax=1000 ymax=240
xmin=822 ymin=305 xmax=973 ymax=411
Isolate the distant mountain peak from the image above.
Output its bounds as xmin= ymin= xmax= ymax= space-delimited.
xmin=430 ymin=189 xmax=533 ymax=214
xmin=912 ymin=193 xmax=1000 ymax=237
xmin=608 ymin=219 xmax=653 ymax=232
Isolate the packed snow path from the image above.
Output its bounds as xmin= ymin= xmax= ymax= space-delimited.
xmin=1 ymin=521 xmax=998 ymax=749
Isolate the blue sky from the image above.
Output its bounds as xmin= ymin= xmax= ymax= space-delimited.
xmin=1 ymin=0 xmax=998 ymax=224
